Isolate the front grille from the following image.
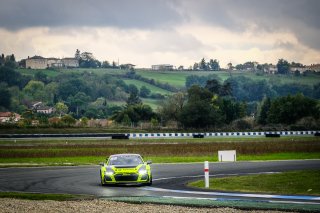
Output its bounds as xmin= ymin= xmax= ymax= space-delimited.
xmin=114 ymin=174 xmax=138 ymax=181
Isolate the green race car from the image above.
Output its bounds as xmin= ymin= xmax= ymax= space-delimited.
xmin=100 ymin=154 xmax=152 ymax=186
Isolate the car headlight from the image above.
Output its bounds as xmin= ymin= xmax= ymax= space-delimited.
xmin=138 ymin=165 xmax=147 ymax=175
xmin=105 ymin=167 xmax=114 ymax=176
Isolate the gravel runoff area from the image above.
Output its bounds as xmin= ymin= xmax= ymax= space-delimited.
xmin=0 ymin=198 xmax=293 ymax=213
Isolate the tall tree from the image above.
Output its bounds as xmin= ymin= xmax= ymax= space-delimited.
xmin=209 ymin=59 xmax=220 ymax=71
xmin=139 ymin=86 xmax=151 ymax=98
xmin=55 ymin=102 xmax=68 ymax=117
xmin=179 ymin=85 xmax=222 ymax=128
xmin=158 ymin=92 xmax=186 ymax=124
xmin=199 ymin=58 xmax=207 ymax=70
xmin=67 ymin=92 xmax=90 ymax=117
xmin=75 ymin=49 xmax=80 ymax=60
xmin=267 ymin=94 xmax=319 ymax=124
xmin=205 ymin=79 xmax=221 ymax=94
xmin=193 ymin=63 xmax=199 ymax=70
xmin=0 ymin=66 xmax=25 ymax=88
xmin=23 ymin=80 xmax=45 ymax=101
xmin=0 ymin=85 xmax=11 ymax=110
xmin=277 ymin=59 xmax=290 ymax=74
xmin=256 ymin=97 xmax=271 ymax=125
xmin=126 ymin=91 xmax=141 ymax=106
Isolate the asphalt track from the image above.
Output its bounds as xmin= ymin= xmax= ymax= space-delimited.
xmin=0 ymin=160 xmax=320 ymax=204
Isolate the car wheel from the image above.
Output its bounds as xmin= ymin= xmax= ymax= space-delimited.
xmin=100 ymin=171 xmax=105 ymax=186
xmin=145 ymin=175 xmax=152 ymax=186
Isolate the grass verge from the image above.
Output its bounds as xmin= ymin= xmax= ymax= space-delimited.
xmin=0 ymin=192 xmax=90 ymax=201
xmin=0 ymin=152 xmax=319 ymax=166
xmin=188 ymin=170 xmax=320 ymax=196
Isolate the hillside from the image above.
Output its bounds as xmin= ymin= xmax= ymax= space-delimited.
xmin=15 ymin=68 xmax=320 ymax=112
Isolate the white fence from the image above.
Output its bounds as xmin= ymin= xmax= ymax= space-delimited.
xmin=128 ymin=131 xmax=319 ymax=139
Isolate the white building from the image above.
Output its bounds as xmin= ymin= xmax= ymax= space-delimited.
xmin=25 ymin=56 xmax=79 ymax=69
xmin=151 ymin=64 xmax=174 ymax=71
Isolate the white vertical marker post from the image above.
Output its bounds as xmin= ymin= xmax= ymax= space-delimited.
xmin=204 ymin=161 xmax=209 ymax=188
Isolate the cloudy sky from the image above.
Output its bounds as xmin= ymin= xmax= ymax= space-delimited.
xmin=0 ymin=0 xmax=319 ymax=68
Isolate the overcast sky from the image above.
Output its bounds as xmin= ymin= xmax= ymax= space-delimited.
xmin=0 ymin=0 xmax=319 ymax=68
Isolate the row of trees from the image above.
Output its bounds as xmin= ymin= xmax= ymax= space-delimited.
xmin=111 ymin=76 xmax=319 ymax=130
xmin=0 ymin=65 xmax=167 ymax=119
xmin=188 ymin=58 xmax=308 ymax=74
xmin=256 ymin=94 xmax=319 ymax=126
xmin=186 ymin=75 xmax=320 ymax=102
xmin=193 ymin=58 xmax=220 ymax=71
xmin=75 ymin=49 xmax=126 ymax=69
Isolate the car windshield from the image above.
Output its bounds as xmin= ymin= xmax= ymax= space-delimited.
xmin=108 ymin=155 xmax=143 ymax=166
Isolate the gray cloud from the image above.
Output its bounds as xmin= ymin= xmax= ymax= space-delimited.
xmin=0 ymin=0 xmax=183 ymax=30
xmin=274 ymin=41 xmax=295 ymax=50
xmin=0 ymin=0 xmax=319 ymax=50
xmin=181 ymin=0 xmax=320 ymax=48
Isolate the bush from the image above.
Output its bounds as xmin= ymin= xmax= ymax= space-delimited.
xmin=48 ymin=117 xmax=63 ymax=127
xmin=61 ymin=114 xmax=76 ymax=126
xmin=79 ymin=117 xmax=88 ymax=127
xmin=290 ymin=117 xmax=319 ymax=130
xmin=230 ymin=117 xmax=253 ymax=131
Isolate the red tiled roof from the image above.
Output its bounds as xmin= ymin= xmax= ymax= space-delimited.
xmin=0 ymin=112 xmax=20 ymax=117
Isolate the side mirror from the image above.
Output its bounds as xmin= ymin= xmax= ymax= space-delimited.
xmin=146 ymin=160 xmax=152 ymax=165
xmin=99 ymin=162 xmax=105 ymax=166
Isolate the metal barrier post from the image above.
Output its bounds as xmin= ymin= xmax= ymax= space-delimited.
xmin=204 ymin=161 xmax=209 ymax=188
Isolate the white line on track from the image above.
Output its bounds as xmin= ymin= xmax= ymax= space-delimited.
xmin=153 ymin=172 xmax=281 ymax=181
xmin=163 ymin=196 xmax=218 ymax=201
xmin=270 ymin=200 xmax=320 ymax=205
xmin=144 ymin=187 xmax=320 ymax=201
xmin=163 ymin=196 xmax=320 ymax=205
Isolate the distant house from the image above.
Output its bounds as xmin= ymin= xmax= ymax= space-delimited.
xmin=30 ymin=101 xmax=43 ymax=109
xmin=26 ymin=56 xmax=48 ymax=69
xmin=151 ymin=64 xmax=174 ymax=71
xmin=29 ymin=101 xmax=55 ymax=114
xmin=36 ymin=106 xmax=55 ymax=114
xmin=120 ymin=64 xmax=136 ymax=70
xmin=47 ymin=58 xmax=63 ymax=68
xmin=0 ymin=112 xmax=21 ymax=123
xmin=290 ymin=66 xmax=307 ymax=74
xmin=264 ymin=65 xmax=278 ymax=74
xmin=25 ymin=56 xmax=79 ymax=69
xmin=290 ymin=64 xmax=320 ymax=73
xmin=307 ymin=64 xmax=320 ymax=72
xmin=62 ymin=58 xmax=79 ymax=68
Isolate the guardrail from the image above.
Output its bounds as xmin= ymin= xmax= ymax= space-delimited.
xmin=0 ymin=131 xmax=318 ymax=139
xmin=0 ymin=133 xmax=125 ymax=138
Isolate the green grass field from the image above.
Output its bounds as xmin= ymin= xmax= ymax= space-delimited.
xmin=189 ymin=170 xmax=320 ymax=196
xmin=18 ymin=68 xmax=61 ymax=77
xmin=133 ymin=70 xmax=320 ymax=87
xmin=0 ymin=136 xmax=319 ymax=166
xmin=17 ymin=68 xmax=320 ymax=91
xmin=107 ymin=98 xmax=160 ymax=109
xmin=123 ymin=79 xmax=172 ymax=95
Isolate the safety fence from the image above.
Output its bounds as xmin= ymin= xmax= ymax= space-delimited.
xmin=128 ymin=130 xmax=320 ymax=138
xmin=0 ymin=131 xmax=319 ymax=139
